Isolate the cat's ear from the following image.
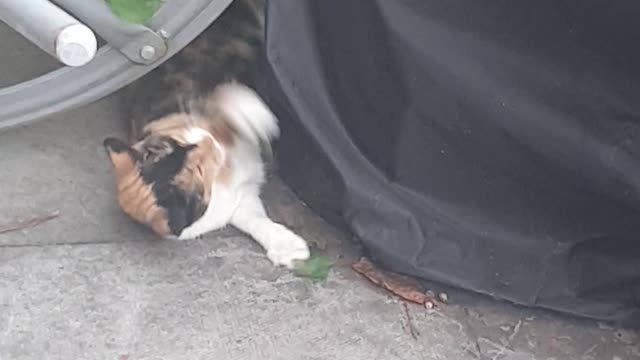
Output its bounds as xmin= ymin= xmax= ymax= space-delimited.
xmin=103 ymin=137 xmax=138 ymax=177
xmin=103 ymin=137 xmax=131 ymax=154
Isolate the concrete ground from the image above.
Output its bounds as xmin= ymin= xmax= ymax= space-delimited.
xmin=0 ymin=23 xmax=638 ymax=360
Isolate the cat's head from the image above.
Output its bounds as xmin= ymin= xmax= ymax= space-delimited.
xmin=103 ymin=115 xmax=222 ymax=238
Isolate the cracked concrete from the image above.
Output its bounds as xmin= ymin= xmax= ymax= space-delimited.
xmin=0 ymin=22 xmax=638 ymax=360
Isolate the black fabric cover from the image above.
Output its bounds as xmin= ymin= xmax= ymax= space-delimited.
xmin=258 ymin=0 xmax=640 ymax=326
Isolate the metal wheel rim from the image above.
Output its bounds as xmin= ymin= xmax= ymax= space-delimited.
xmin=0 ymin=0 xmax=234 ymax=132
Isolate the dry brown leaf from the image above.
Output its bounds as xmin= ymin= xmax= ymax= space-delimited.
xmin=0 ymin=212 xmax=59 ymax=235
xmin=352 ymin=257 xmax=437 ymax=306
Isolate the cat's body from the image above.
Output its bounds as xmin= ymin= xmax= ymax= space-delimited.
xmin=103 ymin=0 xmax=310 ymax=268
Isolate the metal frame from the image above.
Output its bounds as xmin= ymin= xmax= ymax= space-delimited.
xmin=0 ymin=0 xmax=234 ymax=132
xmin=50 ymin=0 xmax=167 ymax=64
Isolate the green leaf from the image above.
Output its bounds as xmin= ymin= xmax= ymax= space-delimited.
xmin=293 ymin=255 xmax=332 ymax=281
xmin=105 ymin=0 xmax=163 ymax=24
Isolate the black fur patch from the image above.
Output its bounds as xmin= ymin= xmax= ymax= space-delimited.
xmin=158 ymin=187 xmax=204 ymax=236
xmin=138 ymin=138 xmax=204 ymax=236
xmin=139 ymin=138 xmax=191 ymax=184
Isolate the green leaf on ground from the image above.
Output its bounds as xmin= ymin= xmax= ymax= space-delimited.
xmin=294 ymin=255 xmax=333 ymax=281
xmin=105 ymin=0 xmax=163 ymax=24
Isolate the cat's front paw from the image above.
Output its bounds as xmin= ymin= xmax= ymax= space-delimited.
xmin=266 ymin=230 xmax=310 ymax=269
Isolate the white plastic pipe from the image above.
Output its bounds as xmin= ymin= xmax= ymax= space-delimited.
xmin=0 ymin=0 xmax=97 ymax=67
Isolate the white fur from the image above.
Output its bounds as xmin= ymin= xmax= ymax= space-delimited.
xmin=177 ymin=83 xmax=310 ymax=268
xmin=184 ymin=127 xmax=209 ymax=144
xmin=185 ymin=127 xmax=227 ymax=165
xmin=214 ymin=82 xmax=280 ymax=145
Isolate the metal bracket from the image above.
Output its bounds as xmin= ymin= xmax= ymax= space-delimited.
xmin=50 ymin=0 xmax=167 ymax=64
xmin=118 ymin=29 xmax=167 ymax=65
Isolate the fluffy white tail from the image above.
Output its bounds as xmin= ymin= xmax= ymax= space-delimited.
xmin=211 ymin=82 xmax=279 ymax=146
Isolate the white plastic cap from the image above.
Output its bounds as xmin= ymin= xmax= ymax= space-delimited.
xmin=55 ymin=23 xmax=97 ymax=67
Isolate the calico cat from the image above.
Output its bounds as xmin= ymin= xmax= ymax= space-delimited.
xmin=102 ymin=0 xmax=310 ymax=268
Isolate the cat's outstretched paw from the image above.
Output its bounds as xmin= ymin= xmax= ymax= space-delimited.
xmin=266 ymin=229 xmax=310 ymax=268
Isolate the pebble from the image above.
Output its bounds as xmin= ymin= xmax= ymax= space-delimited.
xmin=425 ymin=301 xmax=434 ymax=309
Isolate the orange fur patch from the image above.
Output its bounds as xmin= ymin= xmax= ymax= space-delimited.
xmin=106 ymin=151 xmax=171 ymax=237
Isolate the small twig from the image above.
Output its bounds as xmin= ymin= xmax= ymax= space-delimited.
xmin=0 ymin=212 xmax=59 ymax=235
xmin=402 ymin=302 xmax=420 ymax=340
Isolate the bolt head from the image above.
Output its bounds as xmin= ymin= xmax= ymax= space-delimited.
xmin=140 ymin=45 xmax=156 ymax=60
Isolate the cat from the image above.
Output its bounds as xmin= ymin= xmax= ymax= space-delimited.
xmin=102 ymin=0 xmax=310 ymax=268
